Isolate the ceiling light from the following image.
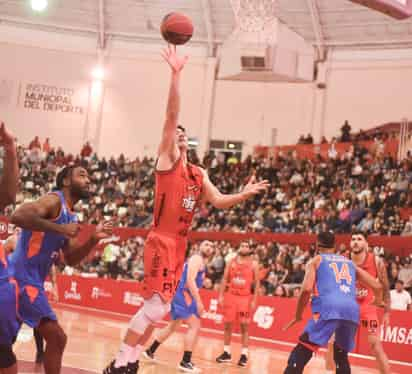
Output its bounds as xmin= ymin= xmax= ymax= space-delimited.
xmin=91 ymin=66 xmax=105 ymax=81
xmin=31 ymin=0 xmax=48 ymax=12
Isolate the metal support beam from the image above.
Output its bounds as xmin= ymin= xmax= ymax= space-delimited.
xmin=201 ymin=0 xmax=215 ymax=56
xmin=306 ymin=0 xmax=325 ymax=60
xmin=98 ymin=0 xmax=106 ymax=49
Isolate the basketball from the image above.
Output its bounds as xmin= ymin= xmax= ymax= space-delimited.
xmin=160 ymin=12 xmax=193 ymax=45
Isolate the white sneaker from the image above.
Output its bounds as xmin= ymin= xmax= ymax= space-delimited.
xmin=178 ymin=361 xmax=202 ymax=373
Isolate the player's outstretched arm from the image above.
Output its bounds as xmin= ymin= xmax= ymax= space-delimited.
xmin=63 ymin=221 xmax=113 ymax=266
xmin=11 ymin=194 xmax=79 ymax=237
xmin=284 ymin=256 xmax=320 ymax=331
xmin=157 ymin=45 xmax=188 ymax=171
xmin=186 ymin=254 xmax=205 ymax=315
xmin=0 ymin=122 xmax=19 ymax=210
xmin=355 ymin=265 xmax=384 ymax=306
xmin=201 ymin=172 xmax=269 ymax=209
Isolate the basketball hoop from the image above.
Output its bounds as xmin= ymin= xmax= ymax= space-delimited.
xmin=230 ymin=0 xmax=278 ymax=33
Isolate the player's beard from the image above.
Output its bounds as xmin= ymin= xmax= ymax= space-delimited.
xmin=71 ymin=184 xmax=90 ymax=200
xmin=238 ymin=251 xmax=253 ymax=257
xmin=351 ymin=246 xmax=365 ymax=255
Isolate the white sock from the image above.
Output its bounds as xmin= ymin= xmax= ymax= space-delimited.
xmin=128 ymin=345 xmax=144 ymax=363
xmin=115 ymin=343 xmax=133 ymax=368
xmin=241 ymin=348 xmax=249 ymax=356
xmin=224 ymin=345 xmax=231 ymax=354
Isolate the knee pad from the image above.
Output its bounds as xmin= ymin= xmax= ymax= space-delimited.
xmin=129 ymin=295 xmax=170 ymax=334
xmin=284 ymin=343 xmax=313 ymax=374
xmin=0 ymin=344 xmax=17 ymax=369
xmin=334 ymin=343 xmax=351 ymax=374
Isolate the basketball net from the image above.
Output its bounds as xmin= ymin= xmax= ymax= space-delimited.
xmin=230 ymin=0 xmax=278 ymax=44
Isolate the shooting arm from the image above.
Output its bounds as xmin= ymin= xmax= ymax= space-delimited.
xmin=157 ymin=71 xmax=181 ymax=167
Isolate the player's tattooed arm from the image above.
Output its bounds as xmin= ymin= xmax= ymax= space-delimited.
xmin=201 ymin=170 xmax=269 ymax=209
xmin=376 ymin=256 xmax=391 ymax=316
xmin=63 ymin=221 xmax=113 ymax=266
xmin=157 ymin=45 xmax=187 ymax=170
xmin=11 ymin=194 xmax=77 ymax=236
xmin=0 ymin=123 xmax=19 ymax=209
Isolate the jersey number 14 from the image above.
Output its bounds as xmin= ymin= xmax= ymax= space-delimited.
xmin=329 ymin=262 xmax=352 ymax=284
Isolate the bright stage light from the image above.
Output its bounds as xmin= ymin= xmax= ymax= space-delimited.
xmin=92 ymin=66 xmax=105 ymax=81
xmin=31 ymin=0 xmax=48 ymax=12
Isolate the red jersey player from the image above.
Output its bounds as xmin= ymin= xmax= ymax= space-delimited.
xmin=350 ymin=231 xmax=390 ymax=374
xmin=216 ymin=241 xmax=260 ymax=368
xmin=103 ymin=45 xmax=269 ymax=374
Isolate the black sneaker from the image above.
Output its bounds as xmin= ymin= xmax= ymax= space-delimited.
xmin=216 ymin=351 xmax=232 ymax=363
xmin=103 ymin=360 xmax=127 ymax=374
xmin=237 ymin=354 xmax=248 ymax=367
xmin=178 ymin=360 xmax=201 ymax=373
xmin=126 ymin=361 xmax=139 ymax=374
xmin=35 ymin=352 xmax=44 ymax=364
xmin=141 ymin=350 xmax=156 ymax=362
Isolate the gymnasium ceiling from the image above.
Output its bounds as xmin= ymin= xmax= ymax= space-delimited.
xmin=1 ymin=0 xmax=412 ymax=52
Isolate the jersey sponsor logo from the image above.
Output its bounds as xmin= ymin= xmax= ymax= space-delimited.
xmin=356 ymin=287 xmax=369 ymax=298
xmin=380 ymin=325 xmax=412 ymax=344
xmin=182 ymin=195 xmax=196 ymax=212
xmin=340 ymin=284 xmax=351 ymax=294
xmin=123 ymin=291 xmax=144 ymax=307
xmin=64 ymin=281 xmax=81 ymax=301
xmin=0 ymin=222 xmax=8 ymax=234
xmin=253 ymin=306 xmax=275 ymax=329
xmin=232 ymin=276 xmax=246 ymax=287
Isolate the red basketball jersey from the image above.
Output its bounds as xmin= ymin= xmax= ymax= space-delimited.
xmin=355 ymin=252 xmax=378 ymax=307
xmin=227 ymin=258 xmax=255 ymax=296
xmin=152 ymin=157 xmax=203 ymax=237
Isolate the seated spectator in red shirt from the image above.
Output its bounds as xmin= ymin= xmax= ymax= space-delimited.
xmin=29 ymin=136 xmax=41 ymax=150
xmin=81 ymin=141 xmax=93 ymax=158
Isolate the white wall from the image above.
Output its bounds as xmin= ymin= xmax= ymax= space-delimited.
xmin=2 ymin=23 xmax=412 ymax=158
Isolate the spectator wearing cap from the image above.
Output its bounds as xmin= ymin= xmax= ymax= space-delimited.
xmin=390 ymin=280 xmax=411 ymax=311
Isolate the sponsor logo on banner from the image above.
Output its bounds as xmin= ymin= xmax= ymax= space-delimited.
xmin=91 ymin=287 xmax=112 ymax=299
xmin=64 ymin=281 xmax=81 ymax=301
xmin=203 ymin=298 xmax=223 ymax=324
xmin=253 ymin=306 xmax=274 ymax=329
xmin=380 ymin=325 xmax=412 ymax=344
xmin=123 ymin=292 xmax=144 ymax=307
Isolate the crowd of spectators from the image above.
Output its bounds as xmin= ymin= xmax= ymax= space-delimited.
xmin=68 ymin=237 xmax=412 ymax=305
xmin=6 ymin=135 xmax=412 ymax=237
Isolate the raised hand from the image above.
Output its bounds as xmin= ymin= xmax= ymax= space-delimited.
xmin=93 ymin=220 xmax=114 ymax=241
xmin=242 ymin=176 xmax=269 ymax=199
xmin=161 ymin=44 xmax=188 ymax=73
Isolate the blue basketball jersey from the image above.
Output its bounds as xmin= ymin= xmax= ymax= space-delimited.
xmin=0 ymin=242 xmax=9 ymax=282
xmin=9 ymin=191 xmax=78 ymax=289
xmin=176 ymin=259 xmax=205 ymax=295
xmin=311 ymin=254 xmax=359 ymax=324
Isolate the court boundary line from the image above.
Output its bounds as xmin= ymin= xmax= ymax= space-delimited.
xmin=53 ymin=302 xmax=412 ymax=368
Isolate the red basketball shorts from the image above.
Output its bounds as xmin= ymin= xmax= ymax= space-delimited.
xmin=141 ymin=231 xmax=187 ymax=303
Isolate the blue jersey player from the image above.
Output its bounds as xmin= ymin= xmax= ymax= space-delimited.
xmin=143 ymin=240 xmax=215 ymax=373
xmin=10 ymin=165 xmax=113 ymax=374
xmin=0 ymin=122 xmax=20 ymax=374
xmin=283 ymin=231 xmax=383 ymax=374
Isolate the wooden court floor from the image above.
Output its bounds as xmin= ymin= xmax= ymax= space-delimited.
xmin=13 ymin=304 xmax=410 ymax=374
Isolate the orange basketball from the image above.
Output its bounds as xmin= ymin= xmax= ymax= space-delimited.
xmin=160 ymin=12 xmax=193 ymax=45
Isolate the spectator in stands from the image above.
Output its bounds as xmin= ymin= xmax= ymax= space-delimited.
xmin=340 ymin=120 xmax=352 ymax=142
xmin=42 ymin=137 xmax=52 ymax=155
xmin=402 ymin=216 xmax=412 ymax=236
xmin=81 ymin=141 xmax=93 ymax=158
xmin=390 ymin=280 xmax=411 ymax=311
xmin=29 ymin=136 xmax=41 ymax=150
